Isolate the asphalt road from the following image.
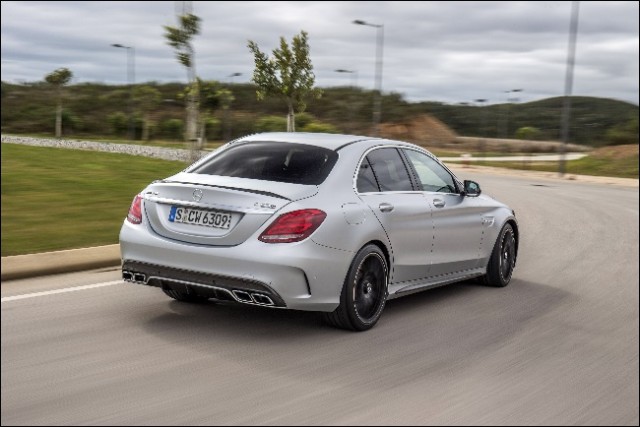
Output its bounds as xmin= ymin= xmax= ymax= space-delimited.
xmin=2 ymin=171 xmax=638 ymax=425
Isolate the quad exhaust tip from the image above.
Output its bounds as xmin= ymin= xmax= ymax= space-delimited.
xmin=231 ymin=290 xmax=275 ymax=306
xmin=252 ymin=293 xmax=275 ymax=306
xmin=232 ymin=290 xmax=253 ymax=303
xmin=122 ymin=270 xmax=147 ymax=284
xmin=123 ymin=272 xmax=275 ymax=307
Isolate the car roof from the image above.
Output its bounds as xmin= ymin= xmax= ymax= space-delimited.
xmin=237 ymin=132 xmax=380 ymax=151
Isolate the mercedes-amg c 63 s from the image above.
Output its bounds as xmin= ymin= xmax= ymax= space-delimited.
xmin=120 ymin=132 xmax=518 ymax=331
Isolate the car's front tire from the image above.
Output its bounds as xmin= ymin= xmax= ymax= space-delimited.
xmin=323 ymin=244 xmax=388 ymax=331
xmin=481 ymin=223 xmax=517 ymax=287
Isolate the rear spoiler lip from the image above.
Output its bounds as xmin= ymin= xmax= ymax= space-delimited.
xmin=160 ymin=180 xmax=291 ymax=201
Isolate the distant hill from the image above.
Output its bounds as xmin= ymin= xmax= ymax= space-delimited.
xmin=405 ymin=96 xmax=638 ymax=146
xmin=1 ymin=81 xmax=637 ymax=146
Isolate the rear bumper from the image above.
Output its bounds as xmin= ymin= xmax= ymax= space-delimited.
xmin=119 ymin=219 xmax=354 ymax=312
xmin=122 ymin=260 xmax=287 ymax=307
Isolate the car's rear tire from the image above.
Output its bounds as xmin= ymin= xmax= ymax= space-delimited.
xmin=481 ymin=223 xmax=516 ymax=287
xmin=162 ymin=288 xmax=210 ymax=303
xmin=323 ymin=244 xmax=388 ymax=331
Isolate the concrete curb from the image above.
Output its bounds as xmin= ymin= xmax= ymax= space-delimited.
xmin=1 ymin=245 xmax=121 ymax=281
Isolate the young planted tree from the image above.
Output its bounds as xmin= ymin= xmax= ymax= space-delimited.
xmin=198 ymin=79 xmax=235 ymax=143
xmin=164 ymin=13 xmax=201 ymax=156
xmin=44 ymin=67 xmax=73 ymax=137
xmin=133 ymin=85 xmax=162 ymax=141
xmin=219 ymin=89 xmax=235 ymax=141
xmin=248 ymin=30 xmax=321 ymax=132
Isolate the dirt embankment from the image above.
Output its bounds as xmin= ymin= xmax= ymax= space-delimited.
xmin=380 ymin=115 xmax=458 ymax=146
xmin=589 ymin=144 xmax=639 ymax=159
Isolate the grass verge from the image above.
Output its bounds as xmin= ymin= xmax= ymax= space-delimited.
xmin=446 ymin=145 xmax=638 ymax=179
xmin=1 ymin=143 xmax=186 ymax=256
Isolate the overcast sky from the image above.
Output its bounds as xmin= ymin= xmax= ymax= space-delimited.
xmin=1 ymin=1 xmax=638 ymax=105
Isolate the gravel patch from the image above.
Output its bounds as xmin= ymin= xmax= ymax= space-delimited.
xmin=1 ymin=134 xmax=205 ymax=162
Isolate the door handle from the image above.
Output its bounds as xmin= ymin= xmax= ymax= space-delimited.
xmin=433 ymin=199 xmax=446 ymax=208
xmin=379 ymin=203 xmax=394 ymax=213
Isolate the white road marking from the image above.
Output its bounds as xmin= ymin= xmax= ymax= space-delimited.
xmin=1 ymin=280 xmax=123 ymax=302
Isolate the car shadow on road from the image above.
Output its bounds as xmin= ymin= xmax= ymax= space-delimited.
xmin=139 ymin=278 xmax=573 ymax=353
xmin=137 ymin=278 xmax=575 ymax=394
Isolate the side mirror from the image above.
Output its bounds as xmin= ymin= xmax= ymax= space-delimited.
xmin=463 ymin=180 xmax=481 ymax=197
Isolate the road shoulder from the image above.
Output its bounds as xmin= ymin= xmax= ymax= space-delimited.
xmin=1 ymin=244 xmax=121 ymax=281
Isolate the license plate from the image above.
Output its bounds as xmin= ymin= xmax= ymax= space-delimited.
xmin=168 ymin=206 xmax=233 ymax=229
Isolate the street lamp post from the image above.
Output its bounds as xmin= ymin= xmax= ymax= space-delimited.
xmin=227 ymin=72 xmax=242 ymax=84
xmin=353 ymin=19 xmax=384 ymax=136
xmin=503 ymin=88 xmax=523 ymax=139
xmin=224 ymin=72 xmax=242 ymax=141
xmin=560 ymin=1 xmax=580 ymax=176
xmin=474 ymin=98 xmax=488 ymax=161
xmin=334 ymin=69 xmax=358 ymax=88
xmin=111 ymin=43 xmax=135 ymax=141
xmin=335 ymin=69 xmax=358 ymax=132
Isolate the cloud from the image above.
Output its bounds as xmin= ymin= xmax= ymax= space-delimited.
xmin=1 ymin=1 xmax=638 ymax=105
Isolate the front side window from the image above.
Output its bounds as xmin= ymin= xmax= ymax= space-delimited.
xmin=190 ymin=142 xmax=338 ymax=185
xmin=366 ymin=148 xmax=413 ymax=192
xmin=403 ymin=149 xmax=457 ymax=193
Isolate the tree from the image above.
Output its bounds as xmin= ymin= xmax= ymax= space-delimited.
xmin=160 ymin=118 xmax=184 ymax=140
xmin=194 ymin=79 xmax=235 ymax=143
xmin=198 ymin=79 xmax=224 ymax=144
xmin=515 ymin=126 xmax=541 ymax=140
xmin=108 ymin=112 xmax=128 ymax=135
xmin=218 ymin=88 xmax=235 ymax=141
xmin=248 ymin=30 xmax=321 ymax=132
xmin=256 ymin=115 xmax=287 ymax=132
xmin=44 ymin=67 xmax=73 ymax=137
xmin=605 ymin=117 xmax=638 ymax=146
xmin=198 ymin=79 xmax=219 ymax=144
xmin=133 ymin=86 xmax=161 ymax=141
xmin=164 ymin=13 xmax=201 ymax=156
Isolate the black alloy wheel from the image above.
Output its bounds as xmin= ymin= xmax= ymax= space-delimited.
xmin=482 ymin=223 xmax=517 ymax=288
xmin=352 ymin=253 xmax=387 ymax=323
xmin=499 ymin=226 xmax=516 ymax=283
xmin=323 ymin=244 xmax=388 ymax=331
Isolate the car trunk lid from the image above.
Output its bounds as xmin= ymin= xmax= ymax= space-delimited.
xmin=143 ymin=172 xmax=318 ymax=246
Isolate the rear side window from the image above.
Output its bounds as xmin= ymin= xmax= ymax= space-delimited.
xmin=356 ymin=158 xmax=380 ymax=193
xmin=366 ymin=148 xmax=413 ymax=192
xmin=190 ymin=142 xmax=339 ymax=185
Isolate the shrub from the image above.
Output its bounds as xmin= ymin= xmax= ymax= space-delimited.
xmin=301 ymin=121 xmax=339 ymax=133
xmin=295 ymin=112 xmax=314 ymax=129
xmin=255 ymin=115 xmax=287 ymax=132
xmin=204 ymin=117 xmax=222 ymax=141
xmin=108 ymin=112 xmax=128 ymax=135
xmin=160 ymin=118 xmax=184 ymax=140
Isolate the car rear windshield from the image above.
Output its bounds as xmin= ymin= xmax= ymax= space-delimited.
xmin=190 ymin=141 xmax=339 ymax=185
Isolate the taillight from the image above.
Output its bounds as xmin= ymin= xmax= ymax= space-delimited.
xmin=127 ymin=194 xmax=143 ymax=224
xmin=259 ymin=209 xmax=326 ymax=243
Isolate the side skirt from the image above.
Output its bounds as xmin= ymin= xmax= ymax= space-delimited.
xmin=387 ymin=267 xmax=486 ymax=300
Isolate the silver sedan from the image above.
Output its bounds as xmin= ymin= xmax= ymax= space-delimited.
xmin=120 ymin=132 xmax=518 ymax=331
